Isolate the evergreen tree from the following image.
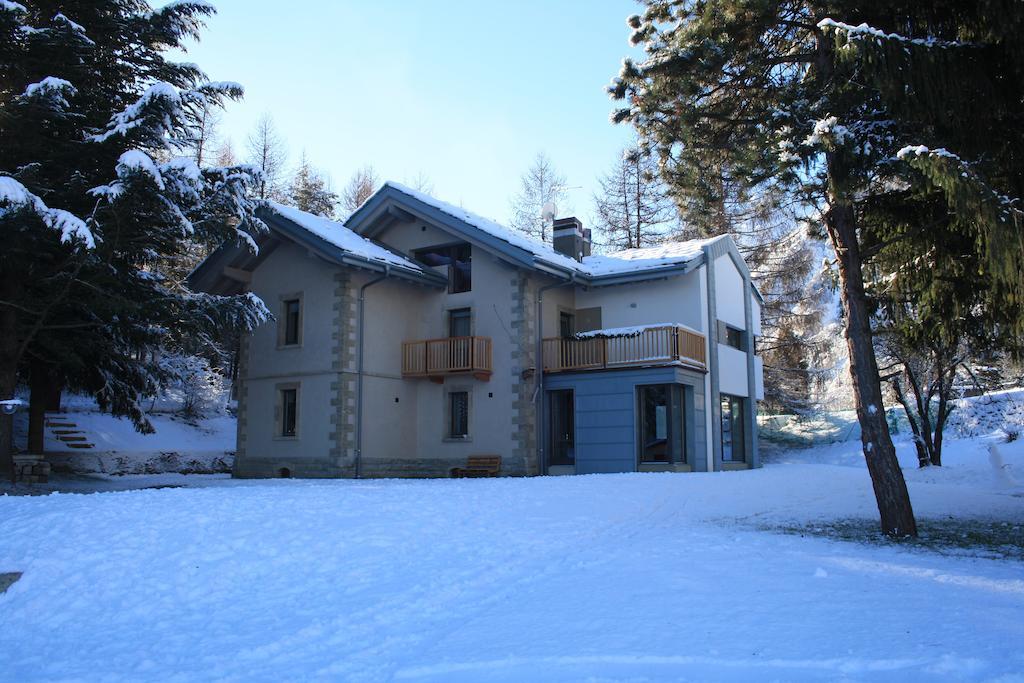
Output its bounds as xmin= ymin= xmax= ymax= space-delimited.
xmin=288 ymin=152 xmax=338 ymax=217
xmin=0 ymin=1 xmax=269 ymax=468
xmin=341 ymin=165 xmax=379 ymax=215
xmin=246 ymin=113 xmax=287 ymax=201
xmin=610 ymin=2 xmax=1024 ymax=536
xmin=592 ymin=147 xmax=676 ymax=249
xmin=509 ymin=152 xmax=569 ymax=243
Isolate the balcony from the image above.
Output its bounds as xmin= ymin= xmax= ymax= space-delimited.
xmin=543 ymin=325 xmax=706 ymax=374
xmin=402 ymin=336 xmax=493 ymax=381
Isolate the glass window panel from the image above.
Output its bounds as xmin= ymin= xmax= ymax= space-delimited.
xmin=283 ymin=299 xmax=300 ymax=345
xmin=281 ymin=389 xmax=297 ymax=437
xmin=449 ymin=391 xmax=469 ymax=438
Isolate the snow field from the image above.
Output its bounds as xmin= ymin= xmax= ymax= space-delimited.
xmin=1 ymin=437 xmax=1022 ymax=681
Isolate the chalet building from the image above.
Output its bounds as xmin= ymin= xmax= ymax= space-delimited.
xmin=190 ymin=182 xmax=764 ymax=477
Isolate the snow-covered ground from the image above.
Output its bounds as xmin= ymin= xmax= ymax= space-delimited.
xmin=1 ymin=436 xmax=1022 ymax=682
xmin=12 ymin=391 xmax=236 ymax=475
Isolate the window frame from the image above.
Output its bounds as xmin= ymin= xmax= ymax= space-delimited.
xmin=448 ymin=307 xmax=473 ymax=338
xmin=414 ymin=243 xmax=472 ymax=294
xmin=445 ymin=389 xmax=471 ymax=441
xmin=636 ymin=383 xmax=686 ymax=465
xmin=278 ymin=292 xmax=304 ymax=348
xmin=275 ymin=382 xmax=300 ymax=440
xmin=720 ymin=393 xmax=746 ymax=462
xmin=723 ymin=324 xmax=744 ymax=351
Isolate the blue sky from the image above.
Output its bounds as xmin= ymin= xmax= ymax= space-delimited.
xmin=178 ymin=0 xmax=643 ymax=223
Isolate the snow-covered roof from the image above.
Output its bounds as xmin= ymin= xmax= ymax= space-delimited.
xmin=266 ymin=202 xmax=428 ymax=275
xmin=574 ymin=322 xmax=705 ymax=339
xmin=379 ymin=182 xmax=584 ymax=273
xmin=583 ymin=239 xmax=721 ymax=278
xmin=375 ymin=182 xmax=723 ymax=281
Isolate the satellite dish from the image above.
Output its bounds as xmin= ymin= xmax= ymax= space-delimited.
xmin=541 ymin=201 xmax=557 ymax=223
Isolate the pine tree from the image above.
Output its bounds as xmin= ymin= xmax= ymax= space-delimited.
xmin=509 ymin=152 xmax=569 ymax=243
xmin=0 ymin=1 xmax=269 ymax=469
xmin=592 ymin=147 xmax=676 ymax=249
xmin=289 ymin=152 xmax=338 ymax=218
xmin=246 ymin=113 xmax=287 ymax=201
xmin=341 ymin=165 xmax=379 ymax=215
xmin=608 ymin=2 xmax=1024 ymax=536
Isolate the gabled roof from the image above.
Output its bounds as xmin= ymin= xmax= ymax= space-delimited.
xmin=347 ymin=181 xmax=731 ymax=286
xmin=187 ymin=202 xmax=448 ymax=295
xmin=264 ymin=202 xmax=434 ymax=279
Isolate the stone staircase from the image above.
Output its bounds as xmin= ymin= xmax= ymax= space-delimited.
xmin=45 ymin=412 xmax=95 ymax=450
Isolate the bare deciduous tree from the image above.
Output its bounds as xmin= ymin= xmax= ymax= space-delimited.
xmin=592 ymin=147 xmax=676 ymax=249
xmin=246 ymin=113 xmax=288 ymax=200
xmin=509 ymin=152 xmax=569 ymax=243
xmin=341 ymin=165 xmax=380 ymax=215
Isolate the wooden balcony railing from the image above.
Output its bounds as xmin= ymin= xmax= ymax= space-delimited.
xmin=542 ymin=325 xmax=706 ymax=374
xmin=402 ymin=336 xmax=492 ymax=381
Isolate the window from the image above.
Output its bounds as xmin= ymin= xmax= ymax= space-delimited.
xmin=281 ymin=297 xmax=301 ymax=346
xmin=637 ymin=384 xmax=685 ymax=464
xmin=448 ymin=308 xmax=472 ymax=337
xmin=415 ymin=243 xmax=472 ymax=293
xmin=281 ymin=388 xmax=298 ymax=438
xmin=721 ymin=323 xmax=744 ymax=350
xmin=448 ymin=391 xmax=469 ymax=438
xmin=559 ymin=311 xmax=575 ymax=339
xmin=721 ymin=394 xmax=745 ymax=462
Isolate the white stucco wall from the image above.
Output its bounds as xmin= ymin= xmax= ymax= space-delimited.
xmin=574 ymin=269 xmax=705 ymax=332
xmin=717 ymin=345 xmax=749 ymax=397
xmin=241 ymin=241 xmax=341 ymax=467
xmin=714 ymin=254 xmax=746 ymax=330
xmin=368 ymin=219 xmax=523 ymax=470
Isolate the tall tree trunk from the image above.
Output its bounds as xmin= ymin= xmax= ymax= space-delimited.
xmin=826 ymin=201 xmax=917 ymax=537
xmin=27 ymin=360 xmax=50 ymax=455
xmin=0 ymin=362 xmax=15 ymax=480
xmin=0 ymin=273 xmax=21 ymax=477
xmin=891 ymin=377 xmax=930 ymax=468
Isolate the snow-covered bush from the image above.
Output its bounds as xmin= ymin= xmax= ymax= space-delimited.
xmin=158 ymin=354 xmax=228 ymax=418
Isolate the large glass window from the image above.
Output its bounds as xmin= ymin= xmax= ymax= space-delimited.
xmin=548 ymin=390 xmax=575 ymax=466
xmin=638 ymin=384 xmax=685 ymax=464
xmin=721 ymin=394 xmax=746 ymax=461
xmin=723 ymin=325 xmax=744 ymax=350
xmin=448 ymin=391 xmax=469 ymax=438
xmin=415 ymin=243 xmax=471 ymax=293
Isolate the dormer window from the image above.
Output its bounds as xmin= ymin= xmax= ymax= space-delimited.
xmin=415 ymin=243 xmax=471 ymax=293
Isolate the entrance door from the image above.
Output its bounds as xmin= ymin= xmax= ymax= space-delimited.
xmin=548 ymin=389 xmax=575 ymax=470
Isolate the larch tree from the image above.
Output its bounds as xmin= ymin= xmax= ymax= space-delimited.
xmin=188 ymin=100 xmax=222 ymax=167
xmin=341 ymin=165 xmax=379 ymax=216
xmin=0 ymin=0 xmax=269 ymax=470
xmin=592 ymin=147 xmax=676 ymax=249
xmin=610 ymin=2 xmax=1024 ymax=536
xmin=246 ymin=113 xmax=287 ymax=201
xmin=289 ymin=152 xmax=338 ymax=218
xmin=509 ymin=152 xmax=569 ymax=243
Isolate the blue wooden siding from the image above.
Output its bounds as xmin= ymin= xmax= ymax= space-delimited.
xmin=544 ymin=366 xmax=708 ymax=474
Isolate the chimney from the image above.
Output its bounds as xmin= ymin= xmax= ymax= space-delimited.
xmin=552 ymin=217 xmax=589 ymax=262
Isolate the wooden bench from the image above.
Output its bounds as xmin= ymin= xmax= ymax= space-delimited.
xmin=450 ymin=455 xmax=501 ymax=478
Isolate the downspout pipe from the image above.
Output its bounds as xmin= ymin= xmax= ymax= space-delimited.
xmin=355 ymin=266 xmax=390 ymax=478
xmin=534 ymin=273 xmax=576 ymax=476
